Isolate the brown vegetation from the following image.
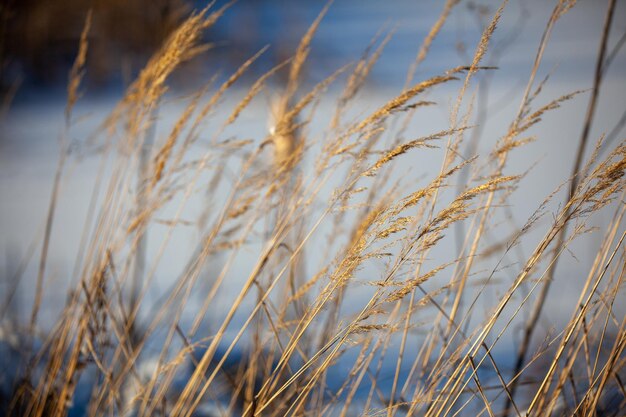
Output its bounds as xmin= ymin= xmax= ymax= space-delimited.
xmin=1 ymin=1 xmax=625 ymax=416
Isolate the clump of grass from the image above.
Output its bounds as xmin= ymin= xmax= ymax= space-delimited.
xmin=1 ymin=1 xmax=625 ymax=417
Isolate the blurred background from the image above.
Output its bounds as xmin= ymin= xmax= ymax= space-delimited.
xmin=4 ymin=0 xmax=623 ymax=94
xmin=0 ymin=0 xmax=625 ymax=406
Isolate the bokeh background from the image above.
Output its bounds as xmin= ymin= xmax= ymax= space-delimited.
xmin=1 ymin=0 xmax=625 ymax=408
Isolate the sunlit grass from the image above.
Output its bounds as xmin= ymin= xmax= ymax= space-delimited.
xmin=1 ymin=1 xmax=624 ymax=416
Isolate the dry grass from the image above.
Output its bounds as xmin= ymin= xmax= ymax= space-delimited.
xmin=1 ymin=1 xmax=625 ymax=417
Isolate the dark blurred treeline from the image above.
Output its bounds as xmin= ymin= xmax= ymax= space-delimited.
xmin=0 ymin=0 xmax=334 ymax=97
xmin=0 ymin=0 xmax=189 ymax=88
